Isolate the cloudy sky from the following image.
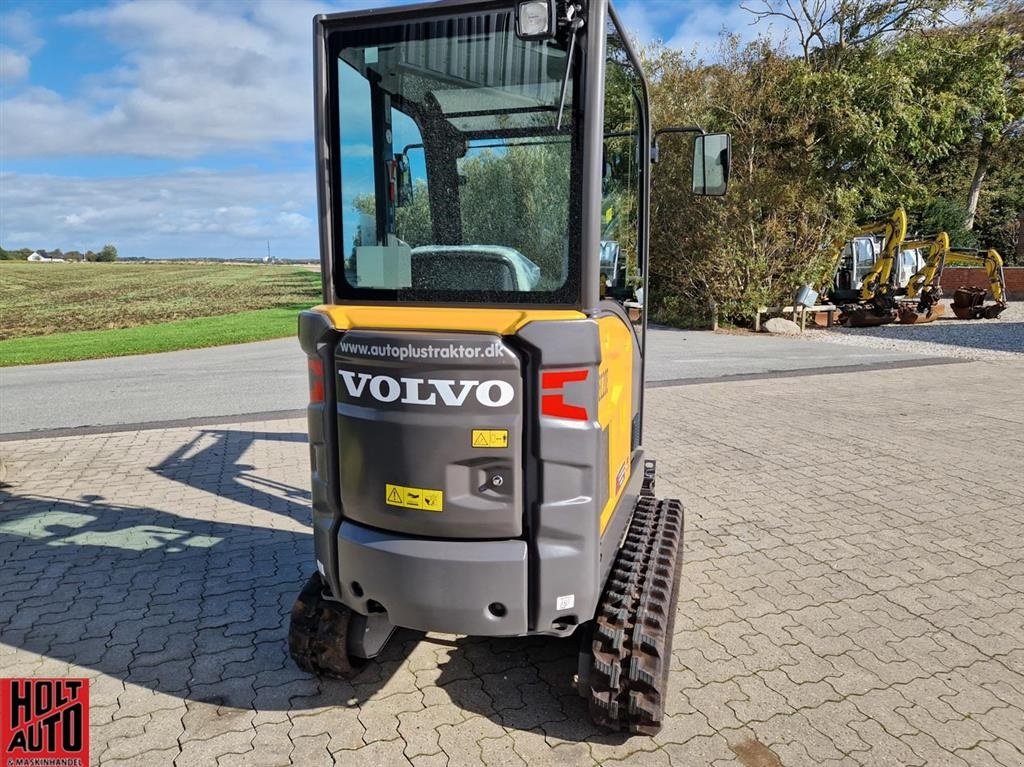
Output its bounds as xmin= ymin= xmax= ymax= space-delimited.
xmin=1 ymin=0 xmax=779 ymax=260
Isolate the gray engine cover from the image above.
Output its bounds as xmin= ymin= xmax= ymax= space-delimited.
xmin=334 ymin=330 xmax=523 ymax=539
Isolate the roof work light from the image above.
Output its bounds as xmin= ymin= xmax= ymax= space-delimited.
xmin=516 ymin=0 xmax=556 ymax=40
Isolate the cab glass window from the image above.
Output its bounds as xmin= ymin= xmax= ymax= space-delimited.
xmin=601 ymin=17 xmax=642 ymax=301
xmin=330 ymin=10 xmax=581 ymax=304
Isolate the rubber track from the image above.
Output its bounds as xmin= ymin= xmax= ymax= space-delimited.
xmin=588 ymin=491 xmax=685 ymax=734
xmin=289 ymin=573 xmax=365 ymax=679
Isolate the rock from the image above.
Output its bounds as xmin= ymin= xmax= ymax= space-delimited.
xmin=763 ymin=317 xmax=802 ymax=335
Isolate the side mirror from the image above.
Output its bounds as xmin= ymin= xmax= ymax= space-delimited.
xmin=692 ymin=133 xmax=731 ymax=196
xmin=395 ymin=154 xmax=413 ymax=207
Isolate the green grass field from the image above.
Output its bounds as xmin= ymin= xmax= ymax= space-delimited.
xmin=0 ymin=262 xmax=322 ymax=366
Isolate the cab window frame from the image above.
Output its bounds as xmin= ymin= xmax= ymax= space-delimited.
xmin=324 ymin=8 xmax=586 ymax=308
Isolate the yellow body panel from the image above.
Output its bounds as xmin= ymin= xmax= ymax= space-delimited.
xmin=314 ymin=305 xmax=585 ymax=334
xmin=596 ymin=315 xmax=635 ymax=534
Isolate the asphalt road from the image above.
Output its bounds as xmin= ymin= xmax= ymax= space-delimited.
xmin=0 ymin=328 xmax=944 ymax=435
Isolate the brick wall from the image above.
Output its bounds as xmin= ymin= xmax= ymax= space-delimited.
xmin=940 ymin=267 xmax=1024 ymax=300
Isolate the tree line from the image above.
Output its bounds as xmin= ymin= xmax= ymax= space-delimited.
xmin=0 ymin=244 xmax=119 ymax=262
xmin=647 ymin=0 xmax=1022 ymax=325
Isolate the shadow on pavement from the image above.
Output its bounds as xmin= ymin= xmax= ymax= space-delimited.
xmin=0 ymin=429 xmax=415 ymax=712
xmin=0 ymin=427 xmax=615 ymax=736
xmin=839 ymin=320 xmax=1023 ymax=354
xmin=150 ymin=428 xmax=312 ymax=526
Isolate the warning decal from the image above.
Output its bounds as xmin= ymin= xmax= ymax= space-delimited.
xmin=471 ymin=429 xmax=509 ymax=448
xmin=385 ymin=484 xmax=444 ymax=512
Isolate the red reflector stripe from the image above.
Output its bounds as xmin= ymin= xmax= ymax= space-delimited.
xmin=541 ymin=370 xmax=589 ymax=389
xmin=541 ymin=394 xmax=588 ymax=420
xmin=540 ymin=369 xmax=589 ymax=421
xmin=308 ymin=358 xmax=325 ymax=404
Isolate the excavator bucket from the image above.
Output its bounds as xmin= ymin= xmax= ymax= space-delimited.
xmin=898 ymin=303 xmax=945 ymax=324
xmin=843 ymin=304 xmax=897 ymax=327
xmin=983 ymin=303 xmax=1008 ymax=319
xmin=951 ymin=287 xmax=986 ymax=319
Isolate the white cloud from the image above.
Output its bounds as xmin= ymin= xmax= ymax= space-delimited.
xmin=0 ymin=46 xmax=29 ymax=82
xmin=0 ymin=9 xmax=42 ymax=54
xmin=277 ymin=211 xmax=313 ymax=231
xmin=613 ymin=3 xmax=659 ymax=49
xmin=615 ymin=0 xmax=796 ymax=58
xmin=0 ymin=9 xmax=39 ymax=85
xmin=2 ymin=0 xmax=324 ymax=158
xmin=667 ymin=3 xmax=770 ymax=59
xmin=1 ymin=169 xmax=317 ymax=259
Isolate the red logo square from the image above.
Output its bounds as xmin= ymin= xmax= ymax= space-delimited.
xmin=1 ymin=678 xmax=89 ymax=767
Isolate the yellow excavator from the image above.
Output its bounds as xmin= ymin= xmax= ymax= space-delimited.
xmin=947 ymin=248 xmax=1008 ymax=319
xmin=830 ymin=208 xmax=908 ymax=326
xmin=896 ymin=232 xmax=949 ymax=324
xmin=289 ymin=0 xmax=732 ymax=735
xmin=901 ymin=238 xmax=1008 ymax=321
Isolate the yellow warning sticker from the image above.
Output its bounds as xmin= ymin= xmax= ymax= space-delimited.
xmin=472 ymin=429 xmax=509 ymax=448
xmin=386 ymin=483 xmax=444 ymax=512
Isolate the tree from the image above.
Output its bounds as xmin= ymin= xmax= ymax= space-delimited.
xmin=958 ymin=6 xmax=1024 ymax=229
xmin=96 ymin=244 xmax=118 ymax=262
xmin=645 ymin=39 xmax=858 ymax=324
xmin=741 ymin=0 xmax=971 ymax=65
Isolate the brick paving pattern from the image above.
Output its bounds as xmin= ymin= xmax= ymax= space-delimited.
xmin=1 ymin=358 xmax=1022 ymax=766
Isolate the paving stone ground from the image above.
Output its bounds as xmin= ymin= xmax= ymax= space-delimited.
xmin=1 ymin=358 xmax=1023 ymax=766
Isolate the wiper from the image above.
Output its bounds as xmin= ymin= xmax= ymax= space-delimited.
xmin=556 ymin=4 xmax=584 ymax=131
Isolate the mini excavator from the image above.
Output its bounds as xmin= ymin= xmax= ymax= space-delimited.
xmin=830 ymin=208 xmax=909 ymax=326
xmin=289 ymin=0 xmax=731 ymax=734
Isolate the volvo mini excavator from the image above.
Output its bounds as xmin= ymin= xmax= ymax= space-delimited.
xmin=289 ymin=0 xmax=731 ymax=734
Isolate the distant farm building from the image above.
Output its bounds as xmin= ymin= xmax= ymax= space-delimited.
xmin=27 ymin=251 xmax=65 ymax=262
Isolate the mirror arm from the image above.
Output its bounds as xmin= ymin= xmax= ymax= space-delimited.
xmin=555 ymin=5 xmax=584 ymax=131
xmin=651 ymin=125 xmax=705 ymax=164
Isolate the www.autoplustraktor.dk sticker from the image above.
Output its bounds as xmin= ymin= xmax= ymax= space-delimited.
xmin=1 ymin=678 xmax=89 ymax=767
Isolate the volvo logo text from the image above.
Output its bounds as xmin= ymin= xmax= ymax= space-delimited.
xmin=339 ymin=371 xmax=514 ymax=408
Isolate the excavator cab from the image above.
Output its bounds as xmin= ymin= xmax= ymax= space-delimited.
xmin=291 ymin=0 xmax=730 ymax=734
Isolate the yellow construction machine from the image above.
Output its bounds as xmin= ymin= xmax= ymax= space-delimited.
xmin=896 ymin=232 xmax=949 ymax=324
xmin=829 ymin=208 xmax=909 ymax=326
xmin=901 ymin=239 xmax=1008 ymax=320
xmin=289 ymin=0 xmax=732 ymax=735
xmin=945 ymin=248 xmax=1008 ymax=319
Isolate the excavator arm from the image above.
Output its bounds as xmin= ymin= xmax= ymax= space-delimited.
xmin=858 ymin=208 xmax=908 ymax=301
xmin=945 ymin=248 xmax=1008 ymax=310
xmin=903 ymin=232 xmax=950 ymax=300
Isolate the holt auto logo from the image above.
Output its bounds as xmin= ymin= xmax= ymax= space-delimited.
xmin=1 ymin=679 xmax=89 ymax=767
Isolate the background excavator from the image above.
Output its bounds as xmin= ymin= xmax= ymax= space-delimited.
xmin=830 ymin=209 xmax=1010 ymax=326
xmin=829 ymin=208 xmax=910 ymax=326
xmin=897 ymin=232 xmax=949 ymax=324
xmin=947 ymin=249 xmax=1009 ymax=319
xmin=906 ymin=244 xmax=1009 ymax=319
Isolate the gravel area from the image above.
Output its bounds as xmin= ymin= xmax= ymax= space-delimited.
xmin=803 ymin=299 xmax=1024 ymax=361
